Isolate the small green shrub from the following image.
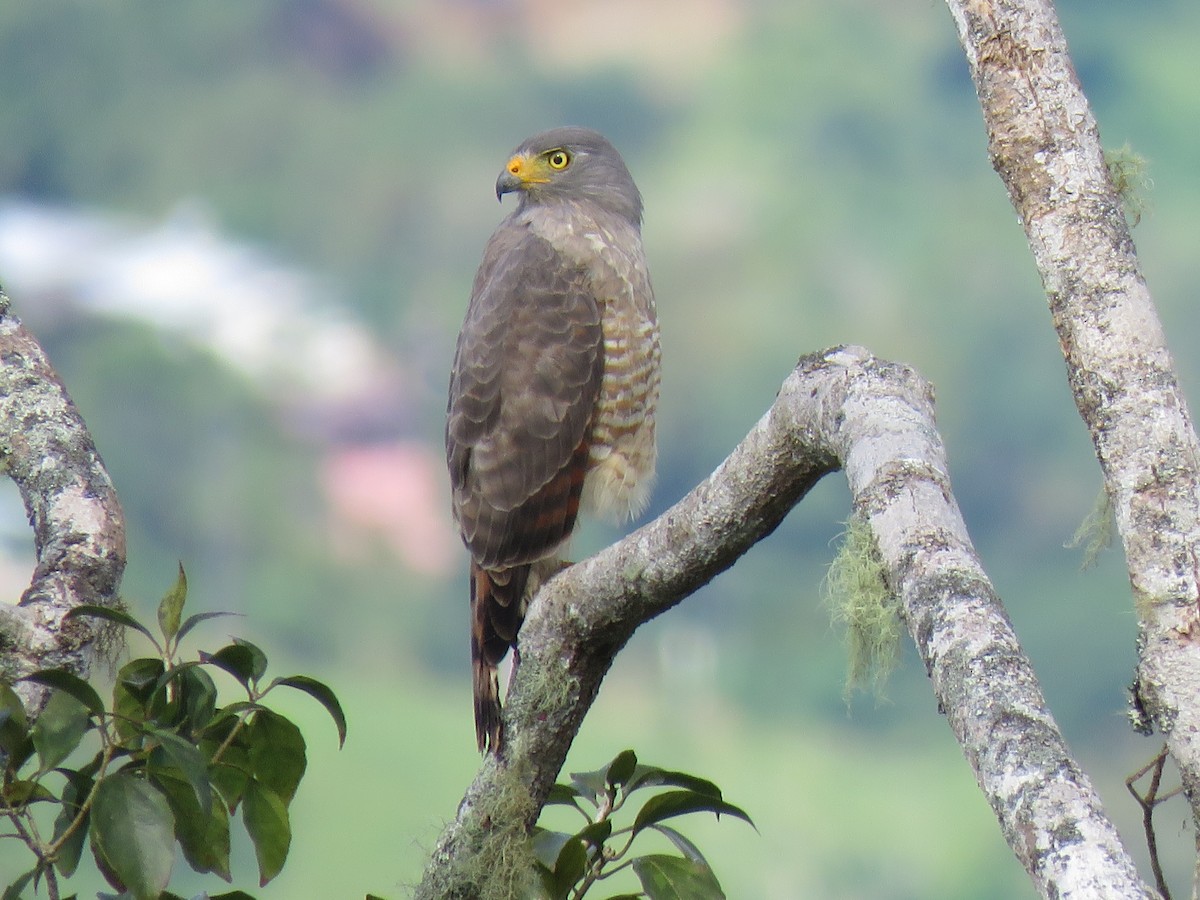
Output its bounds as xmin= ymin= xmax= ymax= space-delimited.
xmin=0 ymin=566 xmax=345 ymax=900
xmin=532 ymin=748 xmax=754 ymax=899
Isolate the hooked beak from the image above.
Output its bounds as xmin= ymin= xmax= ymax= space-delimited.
xmin=495 ymin=153 xmax=547 ymax=202
xmin=495 ymin=169 xmax=522 ymax=201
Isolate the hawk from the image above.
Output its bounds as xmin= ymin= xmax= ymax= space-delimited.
xmin=446 ymin=127 xmax=660 ymax=753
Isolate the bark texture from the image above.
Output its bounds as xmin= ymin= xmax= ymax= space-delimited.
xmin=417 ymin=347 xmax=1151 ymax=899
xmin=945 ymin=0 xmax=1200 ymax=831
xmin=0 ymin=292 xmax=126 ymax=705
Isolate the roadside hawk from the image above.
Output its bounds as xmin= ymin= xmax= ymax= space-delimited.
xmin=446 ymin=127 xmax=661 ymax=753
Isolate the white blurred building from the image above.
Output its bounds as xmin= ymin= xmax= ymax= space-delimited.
xmin=0 ymin=198 xmax=458 ymax=584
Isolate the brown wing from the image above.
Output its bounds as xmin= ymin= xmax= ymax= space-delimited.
xmin=446 ymin=222 xmax=604 ymax=570
xmin=447 ymin=221 xmax=604 ymax=752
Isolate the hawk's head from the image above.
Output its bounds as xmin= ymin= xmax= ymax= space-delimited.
xmin=495 ymin=127 xmax=643 ymax=226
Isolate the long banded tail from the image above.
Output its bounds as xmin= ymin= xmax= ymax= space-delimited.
xmin=470 ymin=562 xmax=530 ymax=753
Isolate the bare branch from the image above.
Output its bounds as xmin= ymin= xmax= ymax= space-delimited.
xmin=943 ymin=0 xmax=1200 ymax=828
xmin=1127 ymin=745 xmax=1176 ymax=900
xmin=0 ymin=292 xmax=126 ymax=707
xmin=417 ymin=346 xmax=1151 ymax=899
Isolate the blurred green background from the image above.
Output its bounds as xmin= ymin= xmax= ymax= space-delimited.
xmin=0 ymin=1 xmax=1196 ymax=897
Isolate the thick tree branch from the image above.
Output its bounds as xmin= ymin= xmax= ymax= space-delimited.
xmin=418 ymin=346 xmax=1151 ymax=899
xmin=945 ymin=0 xmax=1200 ymax=830
xmin=0 ymin=292 xmax=126 ymax=705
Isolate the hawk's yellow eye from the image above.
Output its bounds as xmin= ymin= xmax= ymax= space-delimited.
xmin=547 ymin=149 xmax=570 ymax=170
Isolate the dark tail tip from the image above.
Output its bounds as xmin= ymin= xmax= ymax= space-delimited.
xmin=473 ymin=657 xmax=503 ymax=753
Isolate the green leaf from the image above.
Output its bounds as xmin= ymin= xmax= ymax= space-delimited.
xmin=575 ymin=818 xmax=612 ymax=849
xmin=2 ymin=778 xmax=55 ymax=805
xmin=606 ymin=748 xmax=638 ymax=789
xmin=208 ymin=892 xmax=257 ymax=900
xmin=1 ymin=869 xmax=36 ymax=900
xmin=247 ymin=710 xmax=306 ymax=806
xmin=548 ymin=835 xmax=587 ymax=895
xmin=158 ymin=564 xmax=188 ymax=644
xmin=568 ymin=765 xmax=609 ymax=803
xmin=51 ymin=768 xmax=94 ymax=878
xmin=208 ymin=741 xmax=253 ymax=811
xmin=232 ymin=638 xmax=269 ymax=684
xmin=90 ymin=772 xmax=176 ymax=900
xmin=32 ymin=689 xmax=91 ymax=771
xmin=544 ymin=783 xmax=585 ymax=808
xmin=2 ymin=733 xmax=36 ymax=773
xmin=148 ymin=727 xmax=212 ymax=818
xmin=625 ymin=765 xmax=722 ymax=798
xmin=119 ymin=657 xmax=167 ymax=701
xmin=174 ymin=610 xmax=239 ymax=646
xmin=530 ymin=827 xmax=574 ymax=869
xmin=633 ymin=854 xmax=726 ymax=900
xmin=179 ymin=664 xmax=219 ymax=736
xmin=242 ymin=778 xmax=291 ymax=886
xmin=152 ymin=771 xmax=230 ymax=881
xmin=0 ymin=682 xmax=29 ymax=756
xmin=270 ymin=676 xmax=347 ymax=747
xmin=200 ymin=645 xmax=260 ymax=689
xmin=210 ymin=700 xmax=258 ymax=723
xmin=113 ymin=658 xmax=167 ymax=742
xmin=20 ymin=669 xmax=105 ymax=718
xmin=631 ymin=790 xmax=755 ymax=836
xmin=651 ymin=824 xmax=710 ymax=866
xmin=152 ymin=663 xmax=219 ymax=736
xmin=76 ymin=748 xmax=105 ymax=779
xmin=65 ymin=604 xmax=159 ymax=650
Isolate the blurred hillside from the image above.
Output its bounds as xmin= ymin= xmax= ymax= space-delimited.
xmin=0 ymin=1 xmax=1197 ymax=897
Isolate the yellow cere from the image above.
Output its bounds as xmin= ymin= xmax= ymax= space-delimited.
xmin=505 ymin=154 xmax=551 ymax=185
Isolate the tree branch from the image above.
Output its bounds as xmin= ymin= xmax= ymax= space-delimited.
xmin=0 ymin=292 xmax=126 ymax=707
xmin=417 ymin=346 xmax=1151 ymax=899
xmin=944 ymin=0 xmax=1200 ymax=831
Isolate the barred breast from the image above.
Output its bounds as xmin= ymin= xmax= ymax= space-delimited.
xmin=583 ymin=287 xmax=659 ymax=522
xmin=581 ymin=238 xmax=660 ymax=523
xmin=531 ymin=203 xmax=661 ymax=524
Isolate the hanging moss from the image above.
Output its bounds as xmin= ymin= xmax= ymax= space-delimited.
xmin=424 ymin=759 xmax=541 ymax=900
xmin=1065 ymin=487 xmax=1115 ymax=571
xmin=1104 ymin=144 xmax=1153 ymax=227
xmin=824 ymin=514 xmax=900 ymax=700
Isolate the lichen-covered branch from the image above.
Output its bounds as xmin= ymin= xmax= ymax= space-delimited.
xmin=0 ymin=292 xmax=126 ymax=705
xmin=417 ymin=346 xmax=1151 ymax=900
xmin=944 ymin=0 xmax=1200 ymax=829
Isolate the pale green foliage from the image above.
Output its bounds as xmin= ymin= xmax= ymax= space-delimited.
xmin=825 ymin=515 xmax=900 ymax=699
xmin=1065 ymin=488 xmax=1115 ymax=571
xmin=1105 ymin=144 xmax=1153 ymax=226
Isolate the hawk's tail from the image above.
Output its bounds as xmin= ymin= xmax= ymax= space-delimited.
xmin=470 ymin=562 xmax=530 ymax=753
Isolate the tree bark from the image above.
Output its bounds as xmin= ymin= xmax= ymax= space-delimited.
xmin=417 ymin=346 xmax=1151 ymax=900
xmin=944 ymin=0 xmax=1200 ymax=838
xmin=0 ymin=292 xmax=126 ymax=707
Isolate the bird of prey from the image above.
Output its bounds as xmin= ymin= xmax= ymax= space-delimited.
xmin=446 ymin=127 xmax=661 ymax=753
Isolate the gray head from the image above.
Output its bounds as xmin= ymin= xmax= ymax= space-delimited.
xmin=494 ymin=127 xmax=643 ymax=226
